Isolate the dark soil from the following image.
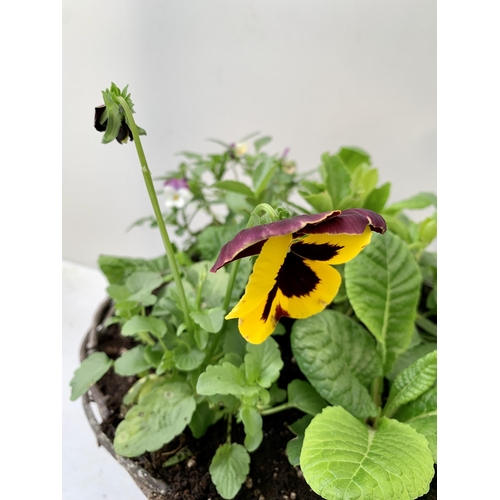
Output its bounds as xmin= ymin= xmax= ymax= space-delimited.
xmin=93 ymin=319 xmax=437 ymax=500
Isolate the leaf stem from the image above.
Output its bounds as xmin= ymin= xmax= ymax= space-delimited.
xmin=226 ymin=413 xmax=233 ymax=443
xmin=371 ymin=376 xmax=383 ymax=408
xmin=259 ymin=402 xmax=293 ymax=416
xmin=116 ymin=96 xmax=194 ymax=335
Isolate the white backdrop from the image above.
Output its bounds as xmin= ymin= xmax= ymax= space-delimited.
xmin=63 ymin=0 xmax=436 ymax=268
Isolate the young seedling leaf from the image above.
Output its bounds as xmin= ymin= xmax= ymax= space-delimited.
xmin=114 ymin=345 xmax=153 ymax=376
xmin=210 ymin=443 xmax=250 ymax=500
xmin=345 ymin=231 xmax=421 ymax=372
xmin=287 ymin=380 xmax=328 ymax=416
xmin=121 ymin=315 xmax=167 ymax=338
xmin=244 ymin=337 xmax=284 ymax=388
xmin=70 ymin=352 xmax=113 ymax=401
xmin=190 ymin=307 xmax=225 ymax=333
xmin=301 ymin=406 xmax=434 ymax=500
xmin=291 ymin=310 xmax=382 ymax=418
xmin=384 ymin=350 xmax=437 ymax=418
xmin=114 ymin=382 xmax=196 ymax=457
xmin=197 ymin=363 xmax=258 ymax=398
xmin=239 ymin=405 xmax=263 ymax=452
xmin=173 ymin=344 xmax=206 ymax=371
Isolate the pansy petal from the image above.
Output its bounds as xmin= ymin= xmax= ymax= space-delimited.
xmin=210 ymin=211 xmax=340 ymax=272
xmin=301 ymin=208 xmax=386 ymax=236
xmin=291 ymin=225 xmax=372 ymax=265
xmin=225 ymin=234 xmax=291 ymax=320
xmin=282 ymin=261 xmax=341 ymax=318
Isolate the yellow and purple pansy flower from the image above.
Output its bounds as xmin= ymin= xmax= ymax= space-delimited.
xmin=211 ymin=208 xmax=386 ymax=344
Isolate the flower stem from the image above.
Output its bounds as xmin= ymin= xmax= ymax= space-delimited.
xmin=223 ymin=260 xmax=241 ymax=313
xmin=116 ymin=96 xmax=194 ymax=334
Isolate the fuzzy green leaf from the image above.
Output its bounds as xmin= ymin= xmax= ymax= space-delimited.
xmin=385 ymin=192 xmax=437 ymax=213
xmin=291 ymin=310 xmax=382 ymax=418
xmin=114 ymin=345 xmax=153 ymax=376
xmin=300 ymin=190 xmax=333 ymax=212
xmin=197 ymin=363 xmax=258 ymax=398
xmin=98 ymin=254 xmax=170 ymax=285
xmin=364 ymin=182 xmax=391 ymax=212
xmin=121 ymin=315 xmax=167 ymax=338
xmin=190 ymin=307 xmax=225 ymax=333
xmin=244 ymin=337 xmax=284 ymax=389
xmin=321 ymin=153 xmax=351 ymax=208
xmin=287 ymin=380 xmax=328 ymax=416
xmin=386 ymin=342 xmax=437 ymax=382
xmin=301 ymin=406 xmax=434 ymax=500
xmin=239 ymin=405 xmax=263 ymax=452
xmin=70 ymin=352 xmax=113 ymax=401
xmin=114 ymin=382 xmax=196 ymax=457
xmin=210 ymin=443 xmax=250 ymax=499
xmin=345 ymin=231 xmax=421 ymax=372
xmin=337 ymin=146 xmax=371 ymax=173
xmin=173 ymin=345 xmax=205 ymax=371
xmin=384 ymin=351 xmax=437 ymax=417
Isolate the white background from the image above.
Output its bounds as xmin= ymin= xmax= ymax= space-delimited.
xmin=63 ymin=0 xmax=436 ymax=268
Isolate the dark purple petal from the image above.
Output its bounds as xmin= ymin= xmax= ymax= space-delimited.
xmin=298 ymin=208 xmax=386 ymax=236
xmin=94 ymin=105 xmax=107 ymax=132
xmin=210 ymin=212 xmax=340 ymax=272
xmin=165 ymin=178 xmax=190 ymax=191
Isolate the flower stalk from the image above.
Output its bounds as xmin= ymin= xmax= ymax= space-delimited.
xmin=116 ymin=96 xmax=194 ymax=335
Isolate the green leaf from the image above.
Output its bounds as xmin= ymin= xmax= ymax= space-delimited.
xmin=98 ymin=254 xmax=169 ymax=285
xmin=253 ymin=136 xmax=272 ymax=151
xmin=394 ymin=386 xmax=437 ymax=463
xmin=114 ymin=382 xmax=196 ymax=457
xmin=190 ymin=307 xmax=225 ymax=333
xmin=162 ymin=448 xmax=193 ymax=467
xmin=189 ymin=401 xmax=222 ymax=439
xmin=239 ymin=405 xmax=263 ymax=452
xmin=209 ymin=443 xmax=250 ymax=500
xmin=321 ymin=153 xmax=351 ymax=208
xmin=196 ymin=223 xmax=245 ymax=261
xmin=291 ymin=310 xmax=382 ymax=418
xmin=244 ymin=337 xmax=284 ymax=389
xmin=114 ymin=346 xmax=153 ymax=376
xmin=70 ymin=352 xmax=113 ymax=401
xmin=126 ymin=271 xmax=163 ymax=294
xmin=386 ymin=342 xmax=437 ymax=382
xmin=301 ymin=406 xmax=435 ymax=500
xmin=337 ymin=146 xmax=371 ymax=173
xmin=197 ymin=363 xmax=257 ymax=398
xmin=252 ymin=157 xmax=278 ymax=198
xmin=173 ymin=345 xmax=206 ymax=371
xmin=345 ymin=231 xmax=422 ymax=372
xmin=287 ymin=380 xmax=328 ymax=415
xmin=364 ymin=182 xmax=391 ymax=212
xmin=300 ymin=190 xmax=333 ymax=212
xmin=101 ymin=90 xmax=122 ymax=144
xmin=384 ymin=350 xmax=437 ymax=417
xmin=213 ymin=180 xmax=255 ymax=198
xmin=385 ymin=192 xmax=437 ymax=213
xmin=286 ymin=436 xmax=303 ymax=467
xmin=121 ymin=315 xmax=167 ymax=338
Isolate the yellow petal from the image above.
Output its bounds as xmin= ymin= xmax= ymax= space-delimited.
xmin=235 ymin=259 xmax=341 ymax=344
xmin=225 ymin=234 xmax=291 ymax=320
xmin=292 ymin=225 xmax=372 ymax=265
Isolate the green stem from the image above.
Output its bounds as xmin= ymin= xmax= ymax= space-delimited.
xmin=260 ymin=402 xmax=293 ymax=416
xmin=371 ymin=376 xmax=383 ymax=408
xmin=117 ymin=96 xmax=194 ymax=335
xmin=226 ymin=413 xmax=233 ymax=443
xmin=223 ymin=260 xmax=241 ymax=313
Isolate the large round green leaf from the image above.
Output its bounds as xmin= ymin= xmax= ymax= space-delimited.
xmin=301 ymin=406 xmax=434 ymax=500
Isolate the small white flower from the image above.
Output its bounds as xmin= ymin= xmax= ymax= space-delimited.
xmin=163 ymin=178 xmax=193 ymax=209
xmin=234 ymin=142 xmax=247 ymax=157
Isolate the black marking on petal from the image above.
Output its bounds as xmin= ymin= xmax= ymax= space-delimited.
xmin=262 ymin=283 xmax=279 ymax=321
xmin=291 ymin=241 xmax=343 ymax=261
xmin=278 ymin=252 xmax=320 ymax=298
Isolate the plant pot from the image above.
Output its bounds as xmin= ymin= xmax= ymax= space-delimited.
xmin=80 ymin=299 xmax=437 ymax=500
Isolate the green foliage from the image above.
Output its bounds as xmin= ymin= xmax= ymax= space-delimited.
xmin=114 ymin=381 xmax=196 ymax=457
xmin=209 ymin=443 xmax=250 ymax=499
xmin=291 ymin=310 xmax=382 ymax=418
xmin=301 ymin=406 xmax=434 ymax=500
xmin=70 ymin=352 xmax=113 ymax=401
xmin=345 ymin=231 xmax=422 ymax=372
